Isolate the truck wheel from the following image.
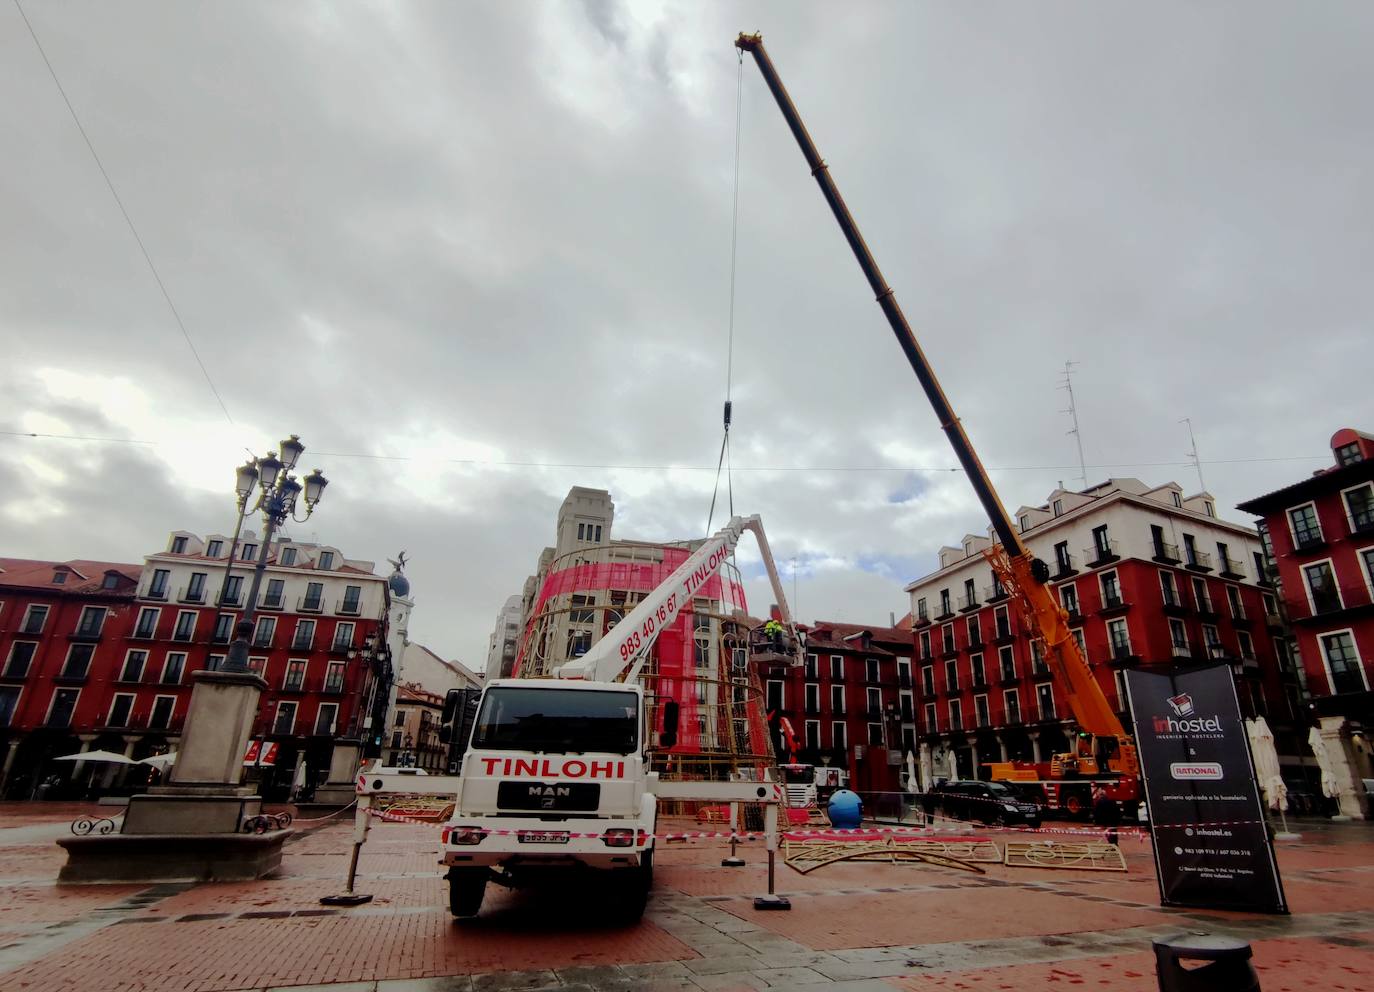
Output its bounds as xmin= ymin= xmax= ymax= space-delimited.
xmin=448 ymin=869 xmax=486 ymax=918
xmin=1062 ymin=790 xmax=1089 ymax=819
xmin=611 ymin=852 xmax=652 ymax=924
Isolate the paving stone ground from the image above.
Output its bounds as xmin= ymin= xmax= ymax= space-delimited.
xmin=1 ymin=801 xmax=1372 ymax=991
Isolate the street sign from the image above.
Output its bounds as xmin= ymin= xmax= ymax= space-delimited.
xmin=1125 ymin=664 xmax=1287 ymax=914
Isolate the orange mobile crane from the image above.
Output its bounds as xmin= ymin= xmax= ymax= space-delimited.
xmin=737 ymin=33 xmax=1140 ymax=816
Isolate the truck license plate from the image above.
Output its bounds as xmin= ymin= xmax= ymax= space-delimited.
xmin=517 ymin=830 xmax=570 ymax=844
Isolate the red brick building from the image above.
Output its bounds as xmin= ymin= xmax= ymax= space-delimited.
xmin=762 ymin=620 xmax=915 ymax=795
xmin=1238 ymin=428 xmax=1374 ymax=815
xmin=905 ymin=478 xmax=1301 ymax=780
xmin=0 ymin=531 xmax=394 ymax=800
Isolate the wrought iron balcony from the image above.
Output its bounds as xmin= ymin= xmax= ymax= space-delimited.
xmin=1152 ymin=541 xmax=1181 ymax=564
xmin=298 ymin=595 xmax=324 ymax=614
xmin=336 ymin=597 xmax=362 ymax=617
xmin=957 ymin=594 xmax=980 ymax=613
xmin=1084 ymin=540 xmax=1121 ymax=568
xmin=178 ymin=586 xmax=207 ymax=604
xmin=1185 ymin=550 xmax=1214 ymax=573
xmin=1219 ymin=557 xmax=1246 ymax=579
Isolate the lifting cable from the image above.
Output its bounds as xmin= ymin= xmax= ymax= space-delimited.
xmin=707 ymin=50 xmax=745 ymax=536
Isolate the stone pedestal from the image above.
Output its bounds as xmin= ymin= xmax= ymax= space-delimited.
xmin=1319 ymin=716 xmax=1369 ymax=820
xmin=311 ymin=741 xmax=364 ymax=807
xmin=170 ymin=669 xmax=267 ymax=788
xmin=55 ymin=667 xmax=290 ymax=884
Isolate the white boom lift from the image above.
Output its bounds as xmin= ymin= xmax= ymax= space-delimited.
xmin=347 ymin=515 xmax=802 ymax=919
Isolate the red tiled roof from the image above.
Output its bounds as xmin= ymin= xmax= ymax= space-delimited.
xmin=0 ymin=558 xmax=141 ymax=593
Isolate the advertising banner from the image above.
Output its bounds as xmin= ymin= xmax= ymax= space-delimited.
xmin=1125 ymin=664 xmax=1286 ymax=913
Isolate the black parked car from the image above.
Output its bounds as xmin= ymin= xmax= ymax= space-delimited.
xmin=935 ymin=780 xmax=1041 ymax=828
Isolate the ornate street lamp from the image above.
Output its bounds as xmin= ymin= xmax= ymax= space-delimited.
xmin=221 ymin=435 xmax=330 ymax=674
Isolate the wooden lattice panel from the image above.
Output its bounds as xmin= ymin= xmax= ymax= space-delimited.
xmin=1003 ymin=841 xmax=1127 ymax=872
xmin=782 ymin=836 xmax=991 ymax=875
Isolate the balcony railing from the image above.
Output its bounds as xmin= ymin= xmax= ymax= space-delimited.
xmin=70 ymin=625 xmax=104 ymax=642
xmin=1099 ymin=593 xmax=1127 ymax=612
xmin=290 ymin=636 xmax=315 ymax=651
xmin=1196 ymin=598 xmax=1218 ymax=619
xmin=143 ymin=584 xmax=170 ymax=602
xmin=1000 ymin=665 xmax=1017 ymax=682
xmin=1293 ymin=532 xmax=1325 ymax=552
xmin=1265 ymin=611 xmax=1284 ymax=629
xmin=283 ymin=676 xmax=306 ymax=693
xmin=983 ymin=584 xmax=1009 ymax=603
xmin=132 ymin=623 xmax=158 ymax=640
xmin=171 ymin=626 xmax=196 ymax=643
xmin=211 ymin=625 xmax=234 ymax=644
xmin=1205 ymin=643 xmax=1230 ymax=661
xmin=957 ymin=594 xmax=980 ymax=613
xmin=1084 ymin=540 xmax=1121 ymax=567
xmin=1171 ymin=640 xmax=1196 ymax=659
xmin=1110 ymin=641 xmax=1135 ymax=661
xmin=1161 ymin=589 xmax=1189 ymax=613
xmin=1054 ymin=553 xmax=1078 ymax=578
xmin=1219 ymin=557 xmax=1246 ymax=579
xmin=967 ymin=631 xmax=983 ymax=649
xmin=1152 ymin=541 xmax=1181 ymax=564
xmin=20 ymin=617 xmax=46 ymax=635
xmin=994 ymin=619 xmax=1017 ymax=642
xmin=914 ymin=610 xmax=931 ymax=627
xmin=324 ymin=676 xmax=346 ymax=694
xmin=178 ymin=586 xmax=207 ymax=604
xmin=1185 ymin=549 xmax=1214 ymax=572
xmin=330 ymin=636 xmax=354 ymax=653
xmin=259 ymin=591 xmax=285 ymax=610
xmin=336 ymin=597 xmax=362 ymax=617
xmin=252 ymin=631 xmax=276 ymax=649
xmin=218 ymin=589 xmax=244 ymax=607
xmin=934 ymin=603 xmax=955 ymax=621
xmin=298 ymin=595 xmax=324 ymax=614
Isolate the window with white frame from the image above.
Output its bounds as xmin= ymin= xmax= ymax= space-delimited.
xmin=1303 ymin=561 xmax=1341 ymax=614
xmin=149 ymin=695 xmax=176 ymax=730
xmin=919 ymin=630 xmax=932 ymax=659
xmin=1160 ymin=570 xmax=1181 ymax=608
xmin=134 ymin=607 xmax=159 ymax=638
xmin=21 ymin=604 xmax=49 ymax=634
xmin=805 ymin=653 xmax=818 ymax=679
xmin=866 ymin=657 xmax=880 ymax=683
xmin=974 ymin=694 xmax=990 ymax=727
xmin=1058 ymin=584 xmax=1079 ymax=616
xmin=333 ymin=621 xmax=355 ymax=651
xmin=1319 ymin=631 xmax=1367 ymax=694
xmin=292 ymin=619 xmax=316 ymax=650
xmin=866 ymin=686 xmax=881 ymax=715
xmin=1071 ymin=629 xmax=1087 ymax=656
xmin=805 ymin=719 xmax=820 ymax=750
xmin=830 ymin=683 xmax=845 ymax=714
xmin=924 ymin=702 xmax=938 ymax=733
xmin=1113 ymin=670 xmax=1129 ymax=708
xmin=805 ymin=683 xmax=819 ymax=713
xmin=921 ymin=665 xmax=934 ymax=695
xmin=284 ymin=659 xmax=308 ymax=691
xmin=74 ymin=606 xmax=106 ymax=637
xmin=1237 ymin=630 xmax=1255 ymax=660
xmin=46 ymin=688 xmax=80 ymax=727
xmin=970 ymin=653 xmax=985 ymax=685
xmin=62 ymin=644 xmax=94 ymax=678
xmin=766 ymin=680 xmax=784 ymax=711
xmin=119 ymin=650 xmax=147 ymax=683
xmin=1003 ymin=689 xmax=1020 ymax=724
xmin=941 ymin=624 xmax=955 ymax=653
xmin=107 ymin=693 xmax=135 ymax=728
xmin=1100 ymin=571 xmax=1122 ymax=608
xmin=281 ymin=546 xmax=297 ymax=566
xmin=253 ymin=616 xmax=277 ymax=647
xmin=966 ymin=615 xmax=981 ymax=646
xmin=273 ymin=701 xmax=297 ymax=734
xmin=1202 ymin=624 xmax=1223 ymax=658
xmin=832 ymin=721 xmax=847 ymax=751
xmin=1343 ymin=484 xmax=1374 ymax=533
xmin=945 ymin=658 xmax=959 ymax=692
xmin=1192 ymin=577 xmax=1213 ymax=613
xmin=1036 ymin=682 xmax=1055 ymax=719
xmin=314 ymin=702 xmax=339 ymax=735
xmin=1169 ymin=618 xmax=1189 ymax=654
xmin=948 ymin=698 xmax=963 ymax=731
xmin=1362 ymin=548 xmax=1374 ymax=591
xmin=3 ymin=641 xmax=37 ymax=679
xmin=162 ymin=652 xmax=186 ymax=684
xmin=830 ymin=655 xmax=844 ymax=680
xmin=1288 ymin=503 xmax=1323 ymax=547
xmin=1226 ymin=585 xmax=1244 ymax=618
xmin=206 ymin=539 xmax=223 ymax=557
xmin=1107 ymin=618 xmax=1131 ymax=657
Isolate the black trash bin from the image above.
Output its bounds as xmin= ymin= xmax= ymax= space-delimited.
xmin=1153 ymin=932 xmax=1259 ymax=992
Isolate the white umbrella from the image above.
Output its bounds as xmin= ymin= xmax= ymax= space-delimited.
xmin=905 ymin=751 xmax=918 ymax=794
xmin=53 ymin=749 xmax=136 ymax=765
xmin=946 ymin=748 xmax=959 ymax=782
xmin=291 ymin=759 xmax=309 ymax=799
xmin=1309 ymin=726 xmax=1341 ymax=800
xmin=1247 ymin=718 xmax=1297 ymax=839
xmin=140 ymin=752 xmax=177 ymax=770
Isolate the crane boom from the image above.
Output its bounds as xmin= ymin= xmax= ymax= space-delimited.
xmin=555 ymin=515 xmax=801 ymax=683
xmin=736 ymin=33 xmax=1135 ymax=760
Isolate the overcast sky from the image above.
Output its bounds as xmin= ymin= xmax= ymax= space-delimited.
xmin=3 ymin=2 xmax=1370 ymax=671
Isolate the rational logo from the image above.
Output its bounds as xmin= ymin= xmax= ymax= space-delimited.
xmin=1170 ymin=762 xmax=1223 ymax=780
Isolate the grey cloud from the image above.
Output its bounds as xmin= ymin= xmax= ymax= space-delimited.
xmin=3 ymin=1 xmax=1370 ymax=664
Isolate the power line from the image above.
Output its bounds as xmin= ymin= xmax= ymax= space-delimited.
xmin=13 ymin=0 xmax=235 ymax=425
xmin=0 ymin=430 xmax=1331 ymax=473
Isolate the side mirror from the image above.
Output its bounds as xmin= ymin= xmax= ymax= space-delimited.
xmin=438 ymin=726 xmax=452 ymax=744
xmin=660 ymin=700 xmax=680 ymax=749
xmin=441 ymin=689 xmax=462 ymax=724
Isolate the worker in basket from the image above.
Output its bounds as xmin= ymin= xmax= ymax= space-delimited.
xmin=762 ymin=618 xmax=787 ymax=648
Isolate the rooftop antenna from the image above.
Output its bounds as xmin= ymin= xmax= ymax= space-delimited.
xmin=1180 ymin=417 xmax=1206 ymax=491
xmin=1059 ymin=361 xmax=1087 ymax=488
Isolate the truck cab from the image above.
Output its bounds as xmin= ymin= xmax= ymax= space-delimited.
xmin=440 ymin=678 xmax=657 ymax=919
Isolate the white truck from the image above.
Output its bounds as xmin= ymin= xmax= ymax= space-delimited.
xmin=354 ymin=514 xmax=802 ymax=920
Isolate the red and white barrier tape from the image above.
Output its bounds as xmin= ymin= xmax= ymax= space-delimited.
xmin=365 ymin=806 xmax=1141 ymax=842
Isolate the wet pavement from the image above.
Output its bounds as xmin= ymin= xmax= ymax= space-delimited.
xmin=0 ymin=802 xmax=1371 ymax=991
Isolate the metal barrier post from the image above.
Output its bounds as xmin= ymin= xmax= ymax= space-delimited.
xmin=722 ymin=801 xmax=746 ymax=867
xmin=753 ymin=801 xmax=790 ymax=910
xmin=321 ymin=792 xmax=374 ymax=906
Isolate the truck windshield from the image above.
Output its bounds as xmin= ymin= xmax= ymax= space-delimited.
xmin=780 ymin=765 xmax=815 ymax=785
xmin=471 ymin=688 xmax=638 ymax=756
